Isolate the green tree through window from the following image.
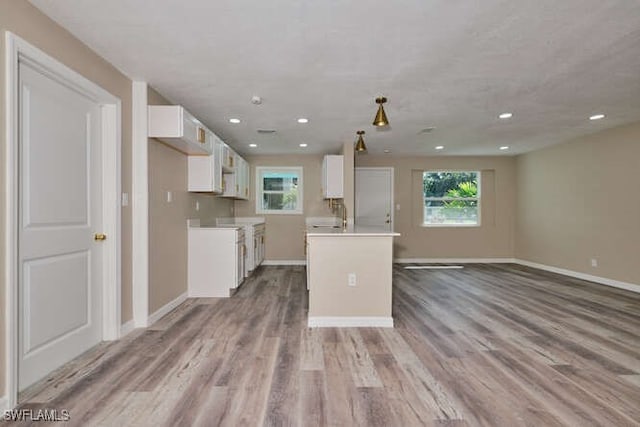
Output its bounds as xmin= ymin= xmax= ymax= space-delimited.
xmin=423 ymin=172 xmax=480 ymax=225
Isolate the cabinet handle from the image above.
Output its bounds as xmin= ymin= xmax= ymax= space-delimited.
xmin=261 ymin=235 xmax=264 ymax=244
xmin=245 ymin=188 xmax=248 ymax=196
xmin=197 ymin=127 xmax=206 ymax=143
xmin=236 ymin=184 xmax=239 ymax=193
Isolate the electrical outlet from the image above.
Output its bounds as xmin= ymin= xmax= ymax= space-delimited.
xmin=348 ymin=273 xmax=357 ymax=287
xmin=590 ymin=258 xmax=598 ymax=267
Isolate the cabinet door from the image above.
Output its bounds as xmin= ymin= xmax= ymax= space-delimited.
xmin=305 ymin=234 xmax=310 ymax=290
xmin=222 ymin=172 xmax=236 ymax=197
xmin=236 ymin=240 xmax=245 ymax=287
xmin=322 ymin=155 xmax=344 ymax=198
xmin=236 ymin=157 xmax=245 ymax=199
xmin=240 ymin=158 xmax=250 ymax=200
xmin=253 ymin=236 xmax=259 ymax=269
xmin=148 ymin=106 xmax=212 ymax=155
xmin=212 ymin=138 xmax=223 ymax=193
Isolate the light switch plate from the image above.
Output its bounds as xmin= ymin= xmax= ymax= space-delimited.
xmin=166 ymin=191 xmax=173 ymax=203
xmin=121 ymin=192 xmax=129 ymax=207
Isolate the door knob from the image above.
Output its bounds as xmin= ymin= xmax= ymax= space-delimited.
xmin=94 ymin=233 xmax=107 ymax=241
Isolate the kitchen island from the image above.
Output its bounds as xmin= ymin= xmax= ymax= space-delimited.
xmin=305 ymin=225 xmax=400 ymax=327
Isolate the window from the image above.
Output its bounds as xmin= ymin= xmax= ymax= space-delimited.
xmin=255 ymin=167 xmax=303 ymax=214
xmin=423 ymin=171 xmax=480 ymax=226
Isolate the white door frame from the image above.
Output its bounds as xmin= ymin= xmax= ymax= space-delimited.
xmin=355 ymin=167 xmax=395 ymax=230
xmin=131 ymin=81 xmax=149 ymax=328
xmin=4 ymin=32 xmax=122 ymax=409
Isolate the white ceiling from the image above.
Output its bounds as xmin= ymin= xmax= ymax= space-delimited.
xmin=30 ymin=0 xmax=640 ymax=156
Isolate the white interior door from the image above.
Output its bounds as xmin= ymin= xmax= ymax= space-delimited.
xmin=355 ymin=168 xmax=394 ymax=231
xmin=18 ymin=61 xmax=103 ymax=390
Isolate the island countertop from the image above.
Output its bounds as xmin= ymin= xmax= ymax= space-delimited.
xmin=306 ymin=225 xmax=400 ymax=237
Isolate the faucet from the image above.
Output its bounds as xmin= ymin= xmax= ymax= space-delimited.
xmin=341 ymin=202 xmax=348 ymax=230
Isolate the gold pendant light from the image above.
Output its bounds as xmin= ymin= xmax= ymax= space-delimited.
xmin=355 ymin=130 xmax=367 ymax=152
xmin=372 ymin=96 xmax=389 ymax=127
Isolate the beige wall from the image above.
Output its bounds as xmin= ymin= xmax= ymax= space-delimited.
xmin=148 ymin=88 xmax=233 ymax=313
xmin=308 ymin=235 xmax=393 ymax=318
xmin=515 ymin=122 xmax=640 ymax=285
xmin=233 ymin=155 xmax=338 ymax=260
xmin=0 ymin=1 xmax=134 ymax=397
xmin=356 ymin=155 xmax=517 ymax=259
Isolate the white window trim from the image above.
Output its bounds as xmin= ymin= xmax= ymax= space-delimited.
xmin=422 ymin=170 xmax=481 ymax=227
xmin=255 ymin=166 xmax=304 ymax=215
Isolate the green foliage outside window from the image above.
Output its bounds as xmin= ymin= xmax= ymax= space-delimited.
xmin=423 ymin=172 xmax=479 ymax=225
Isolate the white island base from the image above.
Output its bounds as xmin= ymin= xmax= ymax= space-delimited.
xmin=306 ymin=226 xmax=400 ymax=328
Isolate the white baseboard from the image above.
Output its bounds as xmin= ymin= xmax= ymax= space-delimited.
xmin=262 ymin=260 xmax=306 ymax=266
xmin=148 ymin=292 xmax=188 ymax=326
xmin=119 ymin=319 xmax=135 ymax=338
xmin=394 ymin=257 xmax=514 ymax=264
xmin=0 ymin=396 xmax=8 ymax=412
xmin=393 ymin=257 xmax=639 ymax=294
xmin=513 ymin=259 xmax=640 ymax=294
xmin=308 ymin=316 xmax=394 ymax=328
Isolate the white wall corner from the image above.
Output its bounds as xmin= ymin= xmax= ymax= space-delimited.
xmin=148 ymin=293 xmax=188 ymax=326
xmin=119 ymin=319 xmax=136 ymax=338
xmin=132 ymin=81 xmax=149 ymax=328
xmin=513 ymin=259 xmax=640 ymax=294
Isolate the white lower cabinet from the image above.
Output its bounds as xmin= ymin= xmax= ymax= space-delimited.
xmin=188 ymin=226 xmax=245 ymax=297
xmin=251 ymin=223 xmax=265 ymax=273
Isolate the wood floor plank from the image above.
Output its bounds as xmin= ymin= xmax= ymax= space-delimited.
xmin=339 ymin=329 xmax=383 ymax=388
xmin=12 ymin=264 xmax=640 ymax=427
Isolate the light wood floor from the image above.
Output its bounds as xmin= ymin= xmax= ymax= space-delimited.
xmin=13 ymin=264 xmax=640 ymax=426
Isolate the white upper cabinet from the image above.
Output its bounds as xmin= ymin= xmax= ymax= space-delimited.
xmin=188 ymin=134 xmax=223 ymax=193
xmin=237 ymin=156 xmax=250 ymax=200
xmin=221 ymin=143 xmax=235 ymax=171
xmin=148 ymin=105 xmax=213 ymax=155
xmin=322 ymin=155 xmax=344 ymax=198
xmin=221 ymin=151 xmax=250 ymax=200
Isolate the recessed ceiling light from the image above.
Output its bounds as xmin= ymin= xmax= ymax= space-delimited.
xmin=383 ymin=149 xmax=391 ymax=154
xmin=499 ymin=146 xmax=509 ymax=150
xmin=249 ymin=143 xmax=257 ymax=148
xmin=229 ymin=118 xmax=241 ymax=124
xmin=297 ymin=118 xmax=309 ymax=124
xmin=435 ymin=145 xmax=444 ymax=150
xmin=498 ymin=113 xmax=513 ymax=119
xmin=589 ymin=114 xmax=605 ymax=120
xmin=299 ymin=143 xmax=308 ymax=148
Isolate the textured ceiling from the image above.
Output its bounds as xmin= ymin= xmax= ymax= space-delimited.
xmin=30 ymin=0 xmax=640 ymax=156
